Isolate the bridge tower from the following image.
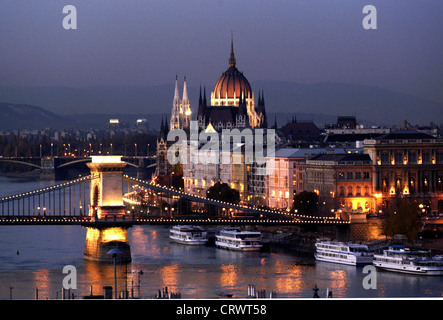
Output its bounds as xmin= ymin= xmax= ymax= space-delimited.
xmin=84 ymin=156 xmax=131 ymax=263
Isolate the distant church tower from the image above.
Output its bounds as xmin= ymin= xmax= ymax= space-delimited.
xmin=170 ymin=76 xmax=192 ymax=131
xmin=155 ymin=76 xmax=192 ymax=179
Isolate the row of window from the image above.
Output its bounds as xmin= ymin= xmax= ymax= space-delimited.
xmin=378 ymin=151 xmax=443 ymax=165
xmin=381 ymin=177 xmax=443 ymax=193
xmin=338 ymin=171 xmax=370 ymax=180
xmin=339 ymin=185 xmax=371 ymax=197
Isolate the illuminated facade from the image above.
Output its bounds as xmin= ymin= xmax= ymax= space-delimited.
xmin=182 ymin=36 xmax=269 ymax=201
xmin=267 ymin=148 xmax=325 ymax=209
xmin=363 ymin=131 xmax=443 ymax=213
xmin=265 ymin=130 xmax=443 ymax=215
xmin=302 ymin=153 xmax=374 ymax=213
xmin=197 ymin=37 xmax=267 ymax=130
xmin=182 ymin=144 xmax=249 ymax=200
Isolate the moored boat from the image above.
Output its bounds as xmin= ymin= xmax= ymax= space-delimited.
xmin=169 ymin=225 xmax=208 ymax=245
xmin=215 ymin=227 xmax=262 ymax=251
xmin=314 ymin=239 xmax=374 ymax=266
xmin=373 ymin=245 xmax=443 ymax=276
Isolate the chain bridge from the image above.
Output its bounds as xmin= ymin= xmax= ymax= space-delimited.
xmin=0 ymin=155 xmax=349 ymax=262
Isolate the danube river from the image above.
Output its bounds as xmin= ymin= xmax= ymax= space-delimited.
xmin=0 ymin=176 xmax=442 ymax=299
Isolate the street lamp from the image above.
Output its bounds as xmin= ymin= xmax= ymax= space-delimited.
xmin=107 ymin=249 xmax=122 ymax=299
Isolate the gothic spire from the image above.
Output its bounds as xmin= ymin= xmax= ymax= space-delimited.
xmin=182 ymin=76 xmax=189 ymax=105
xmin=229 ymin=32 xmax=236 ymax=67
xmin=199 ymin=85 xmax=202 ymax=106
xmin=173 ymin=75 xmax=180 ymax=104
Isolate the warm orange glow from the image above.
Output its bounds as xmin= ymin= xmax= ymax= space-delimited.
xmin=160 ymin=264 xmax=180 ymax=292
xmin=102 ymin=228 xmax=128 ymax=243
xmin=86 ymin=227 xmax=128 ymax=244
xmin=273 ymin=260 xmax=304 ymax=294
xmin=91 ymin=155 xmax=123 ymax=164
xmin=220 ymin=264 xmax=238 ymax=287
xmin=33 ymin=269 xmax=51 ymax=299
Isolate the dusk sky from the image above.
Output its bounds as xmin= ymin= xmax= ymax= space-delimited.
xmin=1 ymin=0 xmax=442 ymax=103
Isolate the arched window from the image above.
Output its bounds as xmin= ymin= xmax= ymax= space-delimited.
xmin=347 ymin=186 xmax=353 ymax=196
xmin=409 ymin=178 xmax=416 ymax=194
xmin=382 ymin=178 xmax=389 ymax=193
xmin=437 ymin=176 xmax=442 ymax=192
xmin=364 ymin=186 xmax=370 ymax=196
xmin=423 ymin=176 xmax=429 ymax=193
xmin=395 ymin=152 xmax=403 ymax=165
xmin=395 ymin=178 xmax=402 ymax=193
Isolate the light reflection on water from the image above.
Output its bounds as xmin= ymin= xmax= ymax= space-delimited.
xmin=0 ymin=177 xmax=442 ymax=299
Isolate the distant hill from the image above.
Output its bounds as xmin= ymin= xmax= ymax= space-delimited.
xmin=252 ymin=81 xmax=442 ymax=127
xmin=0 ymin=81 xmax=441 ymax=127
xmin=0 ymin=103 xmax=67 ymax=130
xmin=0 ymin=102 xmax=334 ymax=132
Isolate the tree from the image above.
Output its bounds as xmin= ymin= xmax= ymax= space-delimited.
xmin=381 ymin=198 xmax=421 ymax=242
xmin=206 ymin=182 xmax=240 ymax=204
xmin=206 ymin=182 xmax=240 ymax=216
xmin=291 ymin=191 xmax=319 ymax=215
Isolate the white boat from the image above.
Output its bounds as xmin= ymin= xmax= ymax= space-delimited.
xmin=215 ymin=227 xmax=262 ymax=251
xmin=314 ymin=239 xmax=374 ymax=266
xmin=373 ymin=245 xmax=443 ymax=276
xmin=169 ymin=225 xmax=208 ymax=245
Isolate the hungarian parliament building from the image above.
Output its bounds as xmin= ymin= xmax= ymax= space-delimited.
xmin=155 ymin=39 xmax=443 ymax=216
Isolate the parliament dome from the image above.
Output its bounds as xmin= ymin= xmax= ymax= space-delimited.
xmin=211 ymin=39 xmax=253 ymax=105
xmin=213 ymin=66 xmax=252 ymax=101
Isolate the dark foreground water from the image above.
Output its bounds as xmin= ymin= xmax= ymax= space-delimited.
xmin=0 ymin=176 xmax=442 ymax=299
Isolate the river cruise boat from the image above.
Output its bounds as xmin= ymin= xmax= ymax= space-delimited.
xmin=215 ymin=227 xmax=262 ymax=251
xmin=373 ymin=245 xmax=443 ymax=276
xmin=169 ymin=225 xmax=208 ymax=245
xmin=314 ymin=239 xmax=374 ymax=266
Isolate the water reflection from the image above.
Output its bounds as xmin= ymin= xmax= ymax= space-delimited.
xmin=220 ymin=264 xmax=238 ymax=288
xmin=83 ymin=260 xmax=129 ymax=296
xmin=159 ymin=264 xmax=180 ymax=292
xmin=33 ymin=269 xmax=50 ymax=299
xmin=273 ymin=259 xmax=306 ymax=295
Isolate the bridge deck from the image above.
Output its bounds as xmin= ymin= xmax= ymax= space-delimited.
xmin=0 ymin=215 xmax=350 ymax=226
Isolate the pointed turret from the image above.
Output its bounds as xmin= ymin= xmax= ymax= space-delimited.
xmin=173 ymin=75 xmax=181 ymax=106
xmin=229 ymin=33 xmax=236 ymax=67
xmin=182 ymin=76 xmax=191 ymax=130
xmin=198 ymin=85 xmax=202 ymax=106
xmin=170 ymin=76 xmax=181 ymax=130
xmin=182 ymin=76 xmax=189 ymax=106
